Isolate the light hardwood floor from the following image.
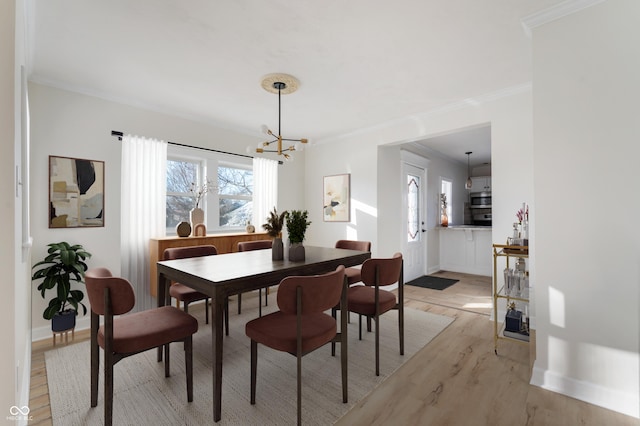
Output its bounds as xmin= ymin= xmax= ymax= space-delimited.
xmin=29 ymin=273 xmax=636 ymax=425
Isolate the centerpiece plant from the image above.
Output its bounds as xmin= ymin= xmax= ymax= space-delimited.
xmin=31 ymin=242 xmax=92 ymax=332
xmin=286 ymin=210 xmax=311 ymax=261
xmin=263 ymin=207 xmax=288 ymax=260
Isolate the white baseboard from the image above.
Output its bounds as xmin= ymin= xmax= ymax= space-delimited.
xmin=31 ymin=315 xmax=91 ymax=343
xmin=530 ymin=363 xmax=639 ymax=419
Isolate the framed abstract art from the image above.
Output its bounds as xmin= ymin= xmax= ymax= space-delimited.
xmin=49 ymin=155 xmax=105 ymax=228
xmin=323 ymin=173 xmax=350 ymax=222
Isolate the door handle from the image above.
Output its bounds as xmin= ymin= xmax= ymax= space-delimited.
xmin=421 ymin=229 xmax=426 ymax=232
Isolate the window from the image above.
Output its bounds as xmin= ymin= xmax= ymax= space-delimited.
xmin=217 ymin=164 xmax=253 ymax=227
xmin=166 ymin=158 xmax=200 ymax=229
xmin=166 ymin=146 xmax=253 ymax=234
xmin=441 ymin=178 xmax=452 ymax=224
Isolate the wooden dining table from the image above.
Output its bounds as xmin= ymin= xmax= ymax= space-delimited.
xmin=156 ymin=245 xmax=371 ymax=422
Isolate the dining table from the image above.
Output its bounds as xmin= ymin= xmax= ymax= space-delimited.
xmin=156 ymin=245 xmax=371 ymax=422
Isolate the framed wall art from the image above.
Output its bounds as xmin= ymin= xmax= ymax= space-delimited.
xmin=49 ymin=155 xmax=105 ymax=228
xmin=323 ymin=173 xmax=350 ymax=222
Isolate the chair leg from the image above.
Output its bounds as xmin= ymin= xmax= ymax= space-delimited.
xmin=331 ymin=307 xmax=337 ymax=356
xmin=250 ymin=340 xmax=257 ymax=404
xmin=237 ymin=293 xmax=242 ymax=315
xmin=164 ymin=344 xmax=170 ymax=377
xmin=297 ymin=351 xmax=302 ymax=426
xmin=225 ymin=297 xmax=230 ymax=336
xmin=358 ymin=314 xmax=362 ymax=340
xmin=185 ymin=337 xmax=193 ymax=402
xmin=264 ymin=287 xmax=269 ymax=306
xmin=105 ymin=350 xmax=114 ymax=426
xmin=375 ymin=315 xmax=380 ymax=376
xmin=399 ymin=304 xmax=404 ymax=356
xmin=90 ymin=315 xmax=99 ymax=407
xmin=367 ymin=316 xmax=372 ymax=332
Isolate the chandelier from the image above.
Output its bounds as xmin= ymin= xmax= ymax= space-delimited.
xmin=251 ymin=73 xmax=308 ymax=161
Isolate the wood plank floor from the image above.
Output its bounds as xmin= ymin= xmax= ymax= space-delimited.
xmin=29 ymin=273 xmax=636 ymax=425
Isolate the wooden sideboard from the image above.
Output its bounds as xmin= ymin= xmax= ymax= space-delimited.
xmin=149 ymin=232 xmax=270 ymax=297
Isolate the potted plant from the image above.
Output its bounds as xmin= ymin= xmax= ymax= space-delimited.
xmin=32 ymin=242 xmax=92 ymax=332
xmin=262 ymin=207 xmax=288 ymax=260
xmin=286 ymin=210 xmax=311 ymax=261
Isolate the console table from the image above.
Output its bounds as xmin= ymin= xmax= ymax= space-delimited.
xmin=149 ymin=232 xmax=269 ymax=296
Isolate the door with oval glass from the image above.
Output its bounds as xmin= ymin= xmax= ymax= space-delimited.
xmin=402 ymin=162 xmax=427 ymax=282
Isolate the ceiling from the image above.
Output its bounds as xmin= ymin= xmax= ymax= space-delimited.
xmin=26 ymin=0 xmax=564 ymax=166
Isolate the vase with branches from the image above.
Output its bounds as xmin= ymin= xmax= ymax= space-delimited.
xmin=262 ymin=207 xmax=288 ymax=260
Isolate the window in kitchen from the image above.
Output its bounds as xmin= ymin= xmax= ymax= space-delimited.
xmin=441 ymin=178 xmax=452 ymax=224
xmin=166 ymin=145 xmax=253 ymax=234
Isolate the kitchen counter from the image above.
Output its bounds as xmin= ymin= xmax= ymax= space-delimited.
xmin=440 ymin=225 xmax=492 ymax=231
xmin=439 ymin=226 xmax=492 ymax=276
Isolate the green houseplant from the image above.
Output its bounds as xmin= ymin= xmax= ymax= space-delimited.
xmin=32 ymin=242 xmax=92 ymax=331
xmin=286 ymin=210 xmax=311 ymax=261
xmin=263 ymin=207 xmax=288 ymax=260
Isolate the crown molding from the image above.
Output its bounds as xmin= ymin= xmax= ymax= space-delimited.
xmin=521 ymin=0 xmax=607 ymax=38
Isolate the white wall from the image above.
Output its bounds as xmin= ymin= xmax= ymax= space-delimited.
xmin=307 ymin=89 xmax=534 ymax=275
xmin=28 ymin=83 xmax=305 ymax=336
xmin=530 ymin=0 xmax=639 ymax=418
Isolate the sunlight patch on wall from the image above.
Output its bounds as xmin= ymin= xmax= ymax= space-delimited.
xmin=351 ymin=199 xmax=377 ymax=219
xmin=549 ymin=286 xmax=565 ymax=328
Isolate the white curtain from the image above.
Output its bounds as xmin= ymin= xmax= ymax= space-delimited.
xmin=252 ymin=157 xmax=278 ymax=230
xmin=121 ymin=134 xmax=167 ymax=311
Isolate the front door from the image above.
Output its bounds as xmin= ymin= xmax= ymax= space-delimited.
xmin=402 ymin=162 xmax=427 ymax=282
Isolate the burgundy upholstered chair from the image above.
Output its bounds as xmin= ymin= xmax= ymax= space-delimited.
xmin=347 ymin=252 xmax=404 ymax=376
xmin=85 ymin=268 xmax=198 ymax=426
xmin=236 ymin=239 xmax=273 ymax=316
xmin=245 ymin=266 xmax=348 ymax=425
xmin=334 ymin=240 xmax=372 ymax=285
xmin=163 ymin=245 xmax=228 ymax=333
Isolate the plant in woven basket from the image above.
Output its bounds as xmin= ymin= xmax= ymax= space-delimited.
xmin=31 ymin=242 xmax=92 ymax=330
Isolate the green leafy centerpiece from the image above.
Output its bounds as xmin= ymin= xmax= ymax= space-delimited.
xmin=286 ymin=210 xmax=311 ymax=261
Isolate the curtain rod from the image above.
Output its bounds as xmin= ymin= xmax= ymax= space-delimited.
xmin=111 ymin=130 xmax=282 ymax=164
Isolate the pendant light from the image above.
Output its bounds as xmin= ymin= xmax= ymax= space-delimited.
xmin=465 ymin=151 xmax=473 ymax=190
xmin=249 ymin=73 xmax=308 ymax=161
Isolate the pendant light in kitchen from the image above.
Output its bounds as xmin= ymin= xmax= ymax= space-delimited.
xmin=465 ymin=151 xmax=473 ymax=190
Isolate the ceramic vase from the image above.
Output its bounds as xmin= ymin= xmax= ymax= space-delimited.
xmin=190 ymin=207 xmax=204 ymax=235
xmin=245 ymin=221 xmax=255 ymax=233
xmin=288 ymin=242 xmax=305 ymax=262
xmin=272 ymin=237 xmax=284 ymax=260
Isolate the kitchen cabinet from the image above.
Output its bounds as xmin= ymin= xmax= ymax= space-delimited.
xmin=439 ymin=227 xmax=492 ymax=276
xmin=492 ymin=244 xmax=529 ymax=354
xmin=469 ymin=176 xmax=491 ymax=193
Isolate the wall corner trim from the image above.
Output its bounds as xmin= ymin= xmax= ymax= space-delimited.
xmin=521 ymin=0 xmax=607 ymax=38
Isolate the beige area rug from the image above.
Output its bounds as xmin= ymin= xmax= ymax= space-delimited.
xmin=46 ymin=303 xmax=454 ymax=425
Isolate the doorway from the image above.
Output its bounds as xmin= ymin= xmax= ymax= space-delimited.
xmin=401 ymin=161 xmax=427 ymax=282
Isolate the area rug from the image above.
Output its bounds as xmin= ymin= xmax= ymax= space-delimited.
xmin=406 ymin=275 xmax=459 ymax=291
xmin=45 ymin=305 xmax=453 ymax=425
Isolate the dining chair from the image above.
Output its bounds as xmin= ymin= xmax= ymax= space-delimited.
xmin=163 ymin=245 xmax=229 ymax=334
xmin=346 ymin=252 xmax=404 ymax=376
xmin=236 ymin=239 xmax=273 ymax=316
xmin=334 ymin=239 xmax=371 ymax=285
xmin=245 ymin=265 xmax=348 ymax=426
xmin=85 ymin=268 xmax=198 ymax=426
